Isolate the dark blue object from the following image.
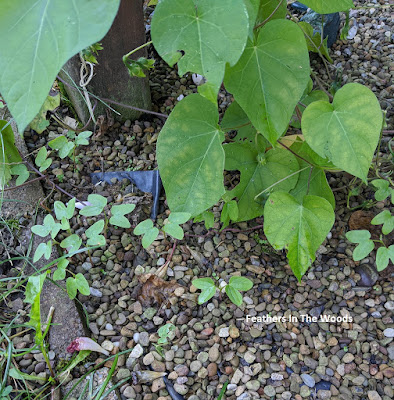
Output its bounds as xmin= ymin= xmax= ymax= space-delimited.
xmin=163 ymin=376 xmax=186 ymax=400
xmin=90 ymin=170 xmax=162 ymax=219
xmin=291 ymin=1 xmax=308 ymax=11
xmin=301 ymin=9 xmax=340 ymax=47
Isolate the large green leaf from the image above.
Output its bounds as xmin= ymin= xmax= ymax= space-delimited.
xmin=223 ymin=143 xmax=299 ymax=221
xmin=0 ymin=120 xmax=22 ymax=187
xmin=301 ymin=0 xmax=354 ymax=14
xmin=151 ymin=0 xmax=249 ymax=103
xmin=0 ymin=0 xmax=120 ymax=133
xmin=302 ymin=83 xmax=382 ymax=182
xmin=224 ymin=19 xmax=310 ymax=145
xmin=264 ymin=192 xmax=335 ymax=280
xmin=288 ymin=141 xmax=335 ymax=209
xmin=157 ymin=94 xmax=225 ymax=217
xmin=258 ymin=0 xmax=287 ymax=22
xmin=29 ymin=92 xmax=60 ymax=134
xmin=244 ymin=0 xmax=260 ymax=38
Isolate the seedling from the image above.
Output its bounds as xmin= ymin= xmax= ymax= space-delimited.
xmin=192 ymin=275 xmax=253 ymax=307
xmin=154 ymin=323 xmax=175 ymax=356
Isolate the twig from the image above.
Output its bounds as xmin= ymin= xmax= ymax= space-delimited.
xmin=1 ymin=176 xmax=45 ymax=192
xmin=254 ymin=0 xmax=285 ymax=30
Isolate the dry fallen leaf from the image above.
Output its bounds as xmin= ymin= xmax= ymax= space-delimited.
xmin=348 ymin=210 xmax=374 ymax=231
xmin=137 ymin=274 xmax=181 ymax=306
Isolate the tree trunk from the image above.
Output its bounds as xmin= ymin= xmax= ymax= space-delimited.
xmin=60 ymin=0 xmax=151 ymax=125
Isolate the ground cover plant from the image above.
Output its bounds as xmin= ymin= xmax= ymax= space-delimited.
xmin=0 ymin=0 xmax=393 ymax=399
xmin=0 ymin=0 xmax=389 ymax=281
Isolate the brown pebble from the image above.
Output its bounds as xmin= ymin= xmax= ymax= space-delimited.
xmin=207 ymin=363 xmax=217 ymax=377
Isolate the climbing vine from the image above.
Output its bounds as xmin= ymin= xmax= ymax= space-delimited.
xmin=0 ymin=0 xmax=389 ymax=281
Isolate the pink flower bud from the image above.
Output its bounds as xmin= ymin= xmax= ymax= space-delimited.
xmin=67 ymin=337 xmax=109 ymax=356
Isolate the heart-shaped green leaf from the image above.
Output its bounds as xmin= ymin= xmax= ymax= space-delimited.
xmin=301 ymin=0 xmax=354 ymax=14
xmin=151 ymin=0 xmax=249 ymax=102
xmin=0 ymin=0 xmax=120 ymax=132
xmin=371 ymin=179 xmax=393 ymax=202
xmin=87 ymin=235 xmax=106 ymax=247
xmin=157 ymin=94 xmax=225 ymax=216
xmin=60 ymin=234 xmax=82 ymax=254
xmin=258 ymin=0 xmax=287 ymax=22
xmin=225 ymin=19 xmax=310 ymax=144
xmin=220 ymin=200 xmax=239 ymax=229
xmin=110 ymin=204 xmax=136 ymax=216
xmin=79 ymin=194 xmax=107 ymax=217
xmin=264 ymin=192 xmax=335 ymax=280
xmin=302 ymin=83 xmax=382 ymax=181
xmin=371 ymin=210 xmax=394 ymax=235
xmin=66 ymin=277 xmax=77 ymax=300
xmin=223 ymin=143 xmax=299 ymax=221
xmin=11 ymin=164 xmax=30 ymax=186
xmin=376 ymin=245 xmax=394 ymax=272
xmin=134 ymin=219 xmax=159 ymax=249
xmin=75 ymin=273 xmax=90 ymax=296
xmin=33 ymin=240 xmax=52 ymax=263
xmin=31 ymin=224 xmax=51 ymax=238
xmin=346 ymin=230 xmax=374 ymax=261
xmin=75 ymin=131 xmax=93 ymax=146
xmin=86 ymin=220 xmax=105 ymax=238
xmin=53 ymin=259 xmax=69 ymax=281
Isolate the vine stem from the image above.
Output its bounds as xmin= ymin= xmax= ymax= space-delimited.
xmin=254 ymin=0 xmax=285 ymax=30
xmin=1 ymin=176 xmax=45 ymax=192
xmin=254 ymin=166 xmax=310 ymax=201
xmin=277 ymin=140 xmax=314 ymax=166
xmin=123 ymin=40 xmax=152 ymax=61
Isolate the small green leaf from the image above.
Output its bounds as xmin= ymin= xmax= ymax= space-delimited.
xmin=75 ymin=130 xmax=93 ymax=146
xmin=53 ymin=259 xmax=69 ymax=281
xmin=225 ymin=285 xmax=243 ymax=306
xmin=58 ymin=141 xmax=75 ymax=159
xmin=346 ymin=230 xmax=374 ymax=261
xmin=79 ymin=194 xmax=107 ymax=217
xmin=54 ymin=201 xmax=69 ymax=221
xmin=48 ymin=135 xmax=68 ymax=150
xmin=60 ymin=234 xmax=82 ymax=254
xmin=134 ymin=219 xmax=154 ymax=235
xmin=198 ymin=286 xmax=217 ymax=304
xmin=30 ymin=92 xmax=60 ymax=133
xmin=39 ymin=158 xmax=52 ymax=172
xmin=109 ymin=215 xmax=131 ymax=228
xmin=33 ymin=241 xmax=52 ymax=262
xmin=66 ymin=277 xmax=77 ymax=300
xmin=193 ymin=211 xmax=215 ymax=230
xmin=35 ymin=147 xmax=48 ymax=166
xmin=228 ymin=276 xmax=253 ymax=291
xmin=163 ymin=223 xmax=184 ymax=240
xmin=298 ymin=21 xmax=332 ymax=62
xmin=134 ymin=219 xmax=159 ymax=248
xmin=11 ymin=163 xmax=30 ymax=186
xmin=376 ymin=246 xmax=389 ymax=272
xmin=43 ymin=214 xmax=61 ymax=239
xmin=110 ymin=203 xmax=136 ymax=216
xmin=192 ymin=278 xmax=215 ymax=290
xmin=123 ymin=56 xmax=155 ymax=78
xmin=158 ymin=323 xmax=175 ymax=338
xmin=86 ymin=220 xmax=105 ymax=238
xmin=75 ymin=273 xmax=90 ymax=296
xmin=142 ymin=227 xmax=159 ymax=248
xmin=371 ymin=210 xmax=394 ymax=235
xmin=371 ymin=179 xmax=393 ymax=202
xmin=66 ymin=198 xmax=76 ymax=219
xmin=31 ymin=224 xmax=51 ymax=238
xmin=87 ymin=235 xmax=106 ymax=247
xmin=220 ymin=200 xmax=239 ymax=229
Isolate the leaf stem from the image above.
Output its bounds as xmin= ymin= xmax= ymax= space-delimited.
xmin=254 ymin=0 xmax=285 ymax=30
xmin=277 ymin=140 xmax=314 ymax=166
xmin=123 ymin=41 xmax=152 ymax=61
xmin=254 ymin=166 xmax=310 ymax=201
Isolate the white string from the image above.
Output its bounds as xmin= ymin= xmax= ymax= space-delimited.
xmin=79 ymin=53 xmax=96 ymax=124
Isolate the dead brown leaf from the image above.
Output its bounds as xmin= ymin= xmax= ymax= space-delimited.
xmin=137 ymin=274 xmax=181 ymax=306
xmin=348 ymin=210 xmax=375 ymax=231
